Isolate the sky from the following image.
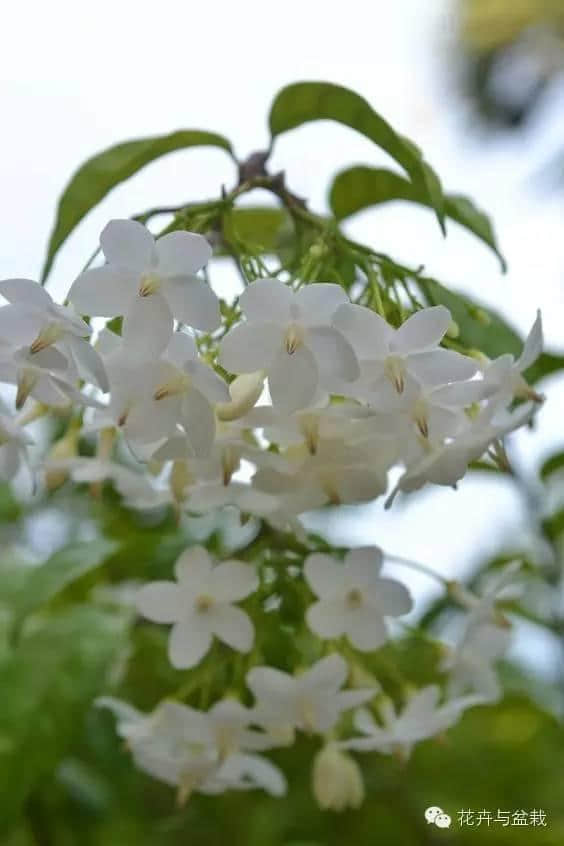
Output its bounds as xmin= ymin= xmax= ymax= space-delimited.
xmin=2 ymin=0 xmax=564 ymax=675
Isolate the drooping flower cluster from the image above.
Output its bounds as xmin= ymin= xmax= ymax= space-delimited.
xmin=0 ymin=218 xmax=542 ymax=809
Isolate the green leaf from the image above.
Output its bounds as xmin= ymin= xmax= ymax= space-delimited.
xmin=329 ymin=166 xmax=506 ymax=270
xmin=542 ymin=509 xmax=564 ymax=543
xmin=9 ymin=540 xmax=118 ymax=625
xmin=540 ymin=451 xmax=564 ymax=482
xmin=222 ymin=206 xmax=294 ymax=253
xmin=269 ymin=81 xmax=446 ymax=232
xmin=0 ymin=605 xmax=129 ymax=829
xmin=41 ymin=130 xmax=234 ymax=281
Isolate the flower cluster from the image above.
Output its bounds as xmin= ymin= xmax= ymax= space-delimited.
xmin=0 ymin=219 xmax=542 ymax=809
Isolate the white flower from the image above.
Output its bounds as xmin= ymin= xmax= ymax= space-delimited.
xmin=143 ymin=330 xmax=229 ymax=455
xmin=482 ymin=311 xmax=543 ymax=404
xmin=90 ymin=330 xmax=228 ymax=451
xmin=245 ymin=401 xmax=377 ymax=455
xmin=69 ymin=220 xmax=220 ymax=349
xmin=0 ymin=344 xmax=75 ymax=410
xmin=441 ymin=621 xmax=511 ymax=702
xmin=253 ymin=437 xmax=395 ymax=512
xmin=97 ymin=697 xmax=286 ymax=801
xmin=341 ymin=685 xmax=484 ymax=758
xmin=449 ymin=560 xmax=523 ymax=628
xmin=246 ymin=654 xmax=375 ymax=738
xmin=136 ymin=545 xmax=258 ymax=668
xmin=45 ymin=457 xmax=171 ymax=510
xmin=312 ymin=742 xmax=364 ymax=812
xmin=219 ymin=279 xmax=359 ymax=412
xmin=0 ymin=278 xmax=108 ymax=391
xmin=304 ymin=547 xmax=412 ymax=650
xmin=0 ymin=412 xmax=33 ymax=480
xmin=388 ymin=401 xmax=536 ymax=503
xmin=333 ymin=303 xmax=458 ymax=394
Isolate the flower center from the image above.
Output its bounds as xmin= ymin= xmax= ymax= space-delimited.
xmin=30 ymin=324 xmax=64 ymax=354
xmin=138 ymin=272 xmax=162 ymax=297
xmin=412 ymin=398 xmax=429 ymax=438
xmin=384 ymin=355 xmax=405 ymax=393
xmin=154 ymin=371 xmax=190 ymax=400
xmin=300 ymin=414 xmax=319 ymax=455
xmin=346 ymin=588 xmax=363 ymax=608
xmin=300 ymin=699 xmax=317 ymax=734
xmin=284 ymin=323 xmax=304 ymax=355
xmin=195 ymin=594 xmax=215 ymax=612
xmin=221 ymin=445 xmax=239 ymax=486
xmin=15 ymin=368 xmax=38 ymax=410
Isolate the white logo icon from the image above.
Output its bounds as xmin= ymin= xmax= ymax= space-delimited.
xmin=425 ymin=807 xmax=452 ymax=829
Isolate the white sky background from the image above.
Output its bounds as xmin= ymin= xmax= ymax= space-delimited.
xmin=1 ymin=0 xmax=564 ymax=673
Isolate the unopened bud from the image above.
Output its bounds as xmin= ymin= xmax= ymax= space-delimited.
xmin=446 ymin=320 xmax=459 ymax=339
xmin=309 ymin=243 xmax=326 ymax=259
xmin=45 ymin=422 xmax=80 ymax=491
xmin=469 ymin=307 xmax=491 ymax=326
xmin=216 ymin=372 xmax=264 ymax=421
xmin=170 ymin=459 xmax=192 ymax=502
xmin=312 ymin=743 xmax=364 ymax=812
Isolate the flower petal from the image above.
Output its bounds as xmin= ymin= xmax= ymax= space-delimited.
xmin=211 ymin=604 xmax=254 ymax=652
xmin=69 ymin=266 xmax=138 ymax=317
xmin=344 ymin=546 xmax=383 ymax=584
xmin=0 ymin=304 xmax=43 ymax=345
xmin=219 ymin=322 xmax=282 ymax=373
xmin=174 ymin=545 xmax=213 ymax=586
xmin=165 ymin=331 xmax=198 ymax=366
xmin=364 ymin=579 xmax=413 ymax=617
xmin=156 ymin=231 xmax=212 ymax=275
xmin=333 ymin=303 xmax=393 ymax=359
xmin=346 ymin=608 xmax=388 ymax=650
xmin=168 ymin=618 xmax=212 ymax=668
xmin=306 ymin=600 xmax=347 ymax=639
xmin=391 ymin=306 xmax=451 ymax=354
xmin=239 ymin=279 xmax=293 ymax=323
xmin=246 ymin=666 xmax=294 ymax=704
xmin=306 ymin=327 xmax=359 ymax=381
xmin=217 ymin=753 xmax=286 ymax=796
xmin=268 ymin=346 xmax=318 ymax=413
xmin=136 ymin=581 xmax=183 ymax=622
xmin=185 ymin=360 xmax=230 ymax=404
xmin=122 ymin=293 xmax=173 ymax=361
xmin=66 ymin=336 xmax=109 ymax=392
xmin=210 ymin=560 xmax=258 ymax=601
xmin=302 ymin=653 xmax=348 ymax=692
xmin=0 ymin=278 xmax=52 ymax=308
xmin=164 ymin=277 xmax=220 ymax=331
xmin=517 ymin=309 xmax=543 ymax=371
xmin=295 ymin=283 xmax=349 ymax=325
xmin=100 ymin=219 xmax=156 ymax=269
xmin=180 ymin=388 xmax=216 ymax=456
xmin=304 ymin=553 xmax=346 ymax=598
xmin=408 ymin=349 xmax=477 ymax=387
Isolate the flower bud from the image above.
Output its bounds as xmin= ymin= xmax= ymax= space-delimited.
xmin=312 ymin=743 xmax=364 ymax=812
xmin=216 ymin=372 xmax=264 ymax=421
xmin=45 ymin=422 xmax=80 ymax=491
xmin=446 ymin=319 xmax=459 ymax=339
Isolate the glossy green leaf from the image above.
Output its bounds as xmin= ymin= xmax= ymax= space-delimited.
xmin=41 ymin=130 xmax=234 ymax=281
xmin=0 ymin=606 xmax=129 ymax=828
xmin=330 ymin=166 xmax=506 ymax=270
xmin=269 ymin=82 xmax=446 ymax=231
xmin=9 ymin=539 xmax=118 ymax=625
